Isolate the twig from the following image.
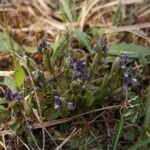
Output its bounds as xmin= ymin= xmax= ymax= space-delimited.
xmin=55 ymin=128 xmax=76 ymax=150
xmin=8 ymin=127 xmax=31 ymax=150
xmin=32 ymin=105 xmax=121 ymax=129
xmin=0 ymin=71 xmax=14 ymax=76
xmin=103 ymin=23 xmax=150 ymax=33
xmin=88 ymin=0 xmax=143 ymax=20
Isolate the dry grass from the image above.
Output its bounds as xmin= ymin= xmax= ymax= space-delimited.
xmin=0 ymin=0 xmax=149 ymax=46
xmin=0 ymin=0 xmax=150 ymax=149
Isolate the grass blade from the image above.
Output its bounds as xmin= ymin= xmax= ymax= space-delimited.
xmin=112 ymin=116 xmax=124 ymax=150
xmin=128 ymin=138 xmax=150 ymax=150
xmin=72 ymin=28 xmax=92 ymax=53
xmin=60 ymin=0 xmax=73 ymax=22
xmin=144 ymin=85 xmax=150 ymax=133
xmin=112 ymin=0 xmax=122 ymax=25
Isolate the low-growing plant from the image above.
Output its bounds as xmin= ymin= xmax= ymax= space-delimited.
xmin=0 ymin=27 xmax=150 ymax=149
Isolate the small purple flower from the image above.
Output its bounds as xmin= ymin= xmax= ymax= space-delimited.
xmin=122 ymin=68 xmax=137 ymax=92
xmin=123 ymin=82 xmax=128 ymax=92
xmin=82 ymin=74 xmax=91 ymax=81
xmin=70 ymin=59 xmax=91 ymax=81
xmin=38 ymin=40 xmax=48 ymax=52
xmin=4 ymin=89 xmax=23 ymax=101
xmin=93 ymin=39 xmax=109 ymax=53
xmin=72 ymin=60 xmax=86 ymax=71
xmin=131 ymin=78 xmax=137 ymax=85
xmin=67 ymin=102 xmax=75 ymax=110
xmin=120 ymin=53 xmax=129 ymax=66
xmin=72 ymin=70 xmax=83 ymax=80
xmin=13 ymin=92 xmax=23 ymax=100
xmin=4 ymin=89 xmax=13 ymax=100
xmin=54 ymin=96 xmax=62 ymax=110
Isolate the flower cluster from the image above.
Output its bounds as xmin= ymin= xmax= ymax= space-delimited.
xmin=4 ymin=89 xmax=23 ymax=101
xmin=119 ymin=53 xmax=137 ymax=92
xmin=38 ymin=40 xmax=49 ymax=53
xmin=93 ymin=39 xmax=109 ymax=53
xmin=70 ymin=59 xmax=91 ymax=81
xmin=54 ymin=96 xmax=75 ymax=110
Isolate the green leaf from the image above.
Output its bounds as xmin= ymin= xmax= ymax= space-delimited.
xmin=100 ymin=74 xmax=110 ymax=90
xmin=60 ymin=0 xmax=73 ymax=21
xmin=112 ymin=0 xmax=122 ymax=25
xmin=72 ymin=28 xmax=92 ymax=53
xmin=112 ymin=116 xmax=124 ymax=150
xmin=0 ymin=105 xmax=10 ymax=116
xmin=14 ymin=66 xmax=25 ymax=89
xmin=44 ymin=108 xmax=60 ymax=121
xmin=109 ymin=43 xmax=150 ymax=64
xmin=23 ymin=98 xmax=34 ymax=117
xmin=0 ymin=32 xmax=20 ymax=52
xmin=51 ymin=34 xmax=67 ymax=66
xmin=122 ymin=95 xmax=143 ymax=123
xmin=97 ymin=74 xmax=110 ymax=98
xmin=88 ymin=27 xmax=103 ymax=39
xmin=85 ymin=90 xmax=94 ymax=107
xmin=10 ymin=121 xmax=24 ymax=135
xmin=128 ymin=138 xmax=150 ymax=150
xmin=123 ymin=130 xmax=137 ymax=141
xmin=0 ymin=98 xmax=8 ymax=105
xmin=144 ymin=85 xmax=150 ymax=133
xmin=4 ymin=76 xmax=17 ymax=92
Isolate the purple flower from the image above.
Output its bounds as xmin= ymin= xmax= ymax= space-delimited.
xmin=54 ymin=96 xmax=62 ymax=110
xmin=4 ymin=89 xmax=23 ymax=101
xmin=93 ymin=39 xmax=109 ymax=53
xmin=67 ymin=102 xmax=75 ymax=110
xmin=72 ymin=70 xmax=83 ymax=80
xmin=4 ymin=89 xmax=13 ymax=100
xmin=13 ymin=93 xmax=23 ymax=100
xmin=38 ymin=40 xmax=48 ymax=52
xmin=122 ymin=68 xmax=137 ymax=92
xmin=123 ymin=82 xmax=128 ymax=92
xmin=72 ymin=60 xmax=86 ymax=71
xmin=70 ymin=59 xmax=91 ymax=81
xmin=82 ymin=74 xmax=91 ymax=81
xmin=120 ymin=53 xmax=129 ymax=66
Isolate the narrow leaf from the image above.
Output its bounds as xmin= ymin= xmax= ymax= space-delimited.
xmin=112 ymin=0 xmax=122 ymax=25
xmin=112 ymin=116 xmax=124 ymax=150
xmin=14 ymin=66 xmax=25 ymax=89
xmin=144 ymin=85 xmax=150 ymax=133
xmin=0 ymin=98 xmax=8 ymax=105
xmin=85 ymin=90 xmax=94 ymax=107
xmin=60 ymin=0 xmax=73 ymax=21
xmin=0 ymin=105 xmax=10 ymax=116
xmin=44 ymin=108 xmax=60 ymax=121
xmin=73 ymin=28 xmax=92 ymax=53
xmin=4 ymin=76 xmax=17 ymax=92
xmin=128 ymin=138 xmax=150 ymax=150
xmin=109 ymin=43 xmax=150 ymax=64
xmin=0 ymin=32 xmax=20 ymax=52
